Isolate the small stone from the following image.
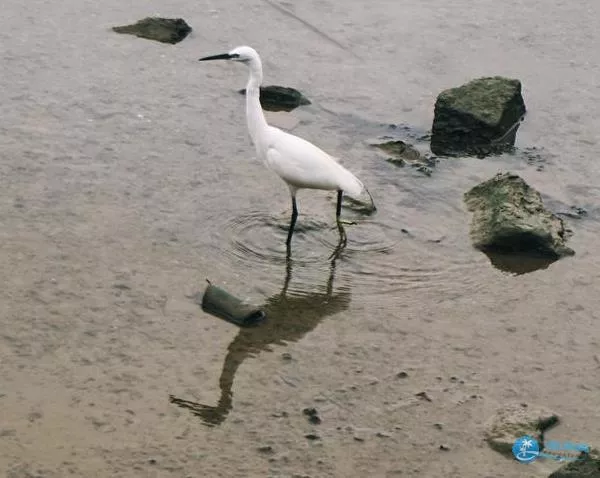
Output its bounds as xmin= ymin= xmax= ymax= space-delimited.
xmin=302 ymin=408 xmax=321 ymax=425
xmin=353 ymin=436 xmax=365 ymax=442
xmin=305 ymin=433 xmax=320 ymax=441
xmin=396 ymin=371 xmax=409 ymax=379
xmin=376 ymin=431 xmax=392 ymax=438
xmin=415 ymin=391 xmax=433 ymax=402
xmin=148 ymin=458 xmax=157 ymax=465
xmin=257 ymin=445 xmax=274 ymax=454
xmin=439 ymin=444 xmax=450 ymax=451
xmin=281 ymin=352 xmax=293 ymax=361
xmin=434 ymin=423 xmax=443 ymax=430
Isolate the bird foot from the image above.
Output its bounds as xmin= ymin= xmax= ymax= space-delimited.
xmin=338 ymin=219 xmax=357 ymax=226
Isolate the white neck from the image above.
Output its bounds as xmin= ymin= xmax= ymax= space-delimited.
xmin=244 ymin=58 xmax=269 ymax=146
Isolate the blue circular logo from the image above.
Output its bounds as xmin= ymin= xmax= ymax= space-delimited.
xmin=512 ymin=436 xmax=540 ymax=463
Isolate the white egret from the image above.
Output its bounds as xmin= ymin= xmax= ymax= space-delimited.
xmin=198 ymin=45 xmax=375 ymax=248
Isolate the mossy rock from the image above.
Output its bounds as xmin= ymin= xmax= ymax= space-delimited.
xmin=484 ymin=403 xmax=559 ymax=457
xmin=431 ymin=76 xmax=526 ymax=156
xmin=549 ymin=449 xmax=600 ymax=477
xmin=238 ymin=85 xmax=310 ymax=112
xmin=464 ymin=172 xmax=575 ymax=259
xmin=112 ymin=17 xmax=192 ymax=44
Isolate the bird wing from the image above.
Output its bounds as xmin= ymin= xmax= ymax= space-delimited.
xmin=265 ymin=129 xmax=344 ymax=191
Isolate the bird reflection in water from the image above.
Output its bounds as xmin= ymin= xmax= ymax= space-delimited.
xmin=169 ymin=238 xmax=351 ymax=426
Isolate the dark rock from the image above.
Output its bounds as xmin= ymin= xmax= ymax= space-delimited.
xmin=302 ymin=407 xmax=321 ymax=425
xmin=112 ymin=17 xmax=192 ymax=44
xmin=305 ymin=433 xmax=320 ymax=440
xmin=549 ymin=449 xmax=600 ymax=477
xmin=373 ymin=140 xmax=421 ymax=166
xmin=396 ymin=371 xmax=408 ymax=379
xmin=431 ymin=76 xmax=526 ymax=156
xmin=371 ymin=139 xmax=436 ymax=176
xmin=257 ymin=445 xmax=274 ymax=454
xmin=464 ymin=172 xmax=575 ymax=263
xmin=415 ymin=391 xmax=432 ymax=402
xmin=238 ymin=85 xmax=310 ymax=112
xmin=484 ymin=403 xmax=559 ymax=457
xmin=439 ymin=444 xmax=450 ymax=451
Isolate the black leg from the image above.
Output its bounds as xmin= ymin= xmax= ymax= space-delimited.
xmin=286 ymin=195 xmax=298 ymax=247
xmin=329 ymin=190 xmax=347 ymax=260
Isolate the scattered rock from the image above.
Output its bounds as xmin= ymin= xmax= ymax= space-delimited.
xmin=415 ymin=391 xmax=433 ymax=402
xmin=238 ymin=85 xmax=310 ymax=112
xmin=302 ymin=408 xmax=321 ymax=425
xmin=257 ymin=445 xmax=274 ymax=454
xmin=396 ymin=371 xmax=409 ymax=379
xmin=484 ymin=403 xmax=559 ymax=457
xmin=431 ymin=76 xmax=526 ymax=156
xmin=549 ymin=449 xmax=600 ymax=477
xmin=353 ymin=435 xmax=365 ymax=442
xmin=305 ymin=433 xmax=320 ymax=441
xmin=112 ymin=17 xmax=192 ymax=44
xmin=464 ymin=173 xmax=575 ymax=263
xmin=439 ymin=444 xmax=450 ymax=451
xmin=376 ymin=431 xmax=392 ymax=438
xmin=434 ymin=423 xmax=444 ymax=430
xmin=557 ymin=206 xmax=588 ymax=220
xmin=281 ymin=352 xmax=293 ymax=361
xmin=371 ymin=139 xmax=436 ymax=176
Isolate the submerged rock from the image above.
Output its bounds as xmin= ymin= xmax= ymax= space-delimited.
xmin=238 ymin=85 xmax=310 ymax=112
xmin=371 ymin=139 xmax=436 ymax=176
xmin=464 ymin=172 xmax=575 ymax=261
xmin=484 ymin=403 xmax=559 ymax=457
xmin=112 ymin=17 xmax=192 ymax=44
xmin=431 ymin=76 xmax=526 ymax=156
xmin=549 ymin=449 xmax=600 ymax=477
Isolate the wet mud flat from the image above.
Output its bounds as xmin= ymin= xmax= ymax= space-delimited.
xmin=2 ymin=0 xmax=600 ymax=477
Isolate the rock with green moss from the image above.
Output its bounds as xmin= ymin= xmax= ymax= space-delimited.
xmin=112 ymin=17 xmax=192 ymax=44
xmin=431 ymin=76 xmax=526 ymax=156
xmin=238 ymin=85 xmax=310 ymax=112
xmin=484 ymin=403 xmax=559 ymax=457
xmin=464 ymin=172 xmax=575 ymax=259
xmin=549 ymin=449 xmax=600 ymax=477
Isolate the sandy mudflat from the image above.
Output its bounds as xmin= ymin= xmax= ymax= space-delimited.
xmin=1 ymin=0 xmax=600 ymax=476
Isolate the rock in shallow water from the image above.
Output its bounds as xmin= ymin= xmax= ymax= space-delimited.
xmin=238 ymin=85 xmax=310 ymax=112
xmin=464 ymin=172 xmax=575 ymax=260
xmin=431 ymin=76 xmax=526 ymax=156
xmin=112 ymin=17 xmax=192 ymax=44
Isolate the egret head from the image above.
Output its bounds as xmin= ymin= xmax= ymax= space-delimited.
xmin=198 ymin=45 xmax=259 ymax=64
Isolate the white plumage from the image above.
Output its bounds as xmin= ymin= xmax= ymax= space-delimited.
xmin=199 ymin=45 xmax=374 ymax=248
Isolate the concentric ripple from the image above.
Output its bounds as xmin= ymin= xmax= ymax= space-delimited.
xmin=207 ymin=205 xmax=496 ymax=306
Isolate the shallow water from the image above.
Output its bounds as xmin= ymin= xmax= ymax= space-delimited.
xmin=1 ymin=0 xmax=600 ymax=476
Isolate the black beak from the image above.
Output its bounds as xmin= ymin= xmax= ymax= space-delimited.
xmin=198 ymin=53 xmax=233 ymax=61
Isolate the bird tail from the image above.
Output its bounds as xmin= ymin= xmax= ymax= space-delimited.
xmin=338 ymin=167 xmax=376 ymax=211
